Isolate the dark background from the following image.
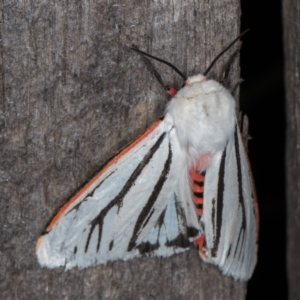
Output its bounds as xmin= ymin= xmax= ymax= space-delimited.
xmin=240 ymin=1 xmax=286 ymax=299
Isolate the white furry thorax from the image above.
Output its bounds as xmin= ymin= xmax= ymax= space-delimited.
xmin=166 ymin=74 xmax=236 ymax=167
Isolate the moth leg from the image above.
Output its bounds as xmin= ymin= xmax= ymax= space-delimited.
xmin=230 ymin=78 xmax=244 ymax=96
xmin=194 ymin=235 xmax=207 ymax=259
xmin=238 ymin=112 xmax=252 ymax=148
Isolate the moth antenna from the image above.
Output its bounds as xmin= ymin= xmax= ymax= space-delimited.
xmin=130 ymin=47 xmax=187 ymax=81
xmin=203 ymin=29 xmax=250 ymax=76
xmin=133 ymin=48 xmax=168 ymax=90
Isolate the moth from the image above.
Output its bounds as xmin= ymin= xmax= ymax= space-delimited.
xmin=36 ymin=31 xmax=258 ymax=281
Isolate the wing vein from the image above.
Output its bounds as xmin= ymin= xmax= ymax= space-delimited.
xmin=84 ymin=132 xmax=167 ymax=253
xmin=128 ymin=139 xmax=173 ymax=251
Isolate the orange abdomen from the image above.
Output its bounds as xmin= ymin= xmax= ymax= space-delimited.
xmin=189 ymin=168 xmax=205 ymax=217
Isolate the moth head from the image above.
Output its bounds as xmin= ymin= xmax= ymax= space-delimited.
xmin=185 ymin=75 xmax=206 ymax=85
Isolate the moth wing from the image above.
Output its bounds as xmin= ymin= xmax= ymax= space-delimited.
xmin=36 ymin=118 xmax=191 ymax=269
xmin=139 ymin=166 xmax=201 ymax=257
xmin=202 ymin=125 xmax=258 ymax=280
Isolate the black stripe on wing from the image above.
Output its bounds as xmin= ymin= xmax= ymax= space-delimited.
xmin=211 ymin=146 xmax=227 ymax=257
xmin=134 ymin=209 xmax=166 ymax=254
xmin=68 ymin=170 xmax=117 ymax=214
xmin=135 ymin=194 xmax=192 ymax=255
xmin=84 ymin=132 xmax=167 ymax=253
xmin=210 ymin=126 xmax=247 ymax=260
xmin=127 ymin=139 xmax=173 ymax=251
xmin=165 ymin=195 xmax=192 ymax=247
xmin=233 ymin=126 xmax=246 ymax=260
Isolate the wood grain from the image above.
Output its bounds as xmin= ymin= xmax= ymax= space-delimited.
xmin=283 ymin=0 xmax=300 ymax=298
xmin=0 ymin=1 xmax=247 ymax=299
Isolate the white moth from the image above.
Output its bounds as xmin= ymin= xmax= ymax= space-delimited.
xmin=36 ymin=32 xmax=258 ymax=281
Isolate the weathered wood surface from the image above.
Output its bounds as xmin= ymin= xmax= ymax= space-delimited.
xmin=283 ymin=0 xmax=300 ymax=299
xmin=0 ymin=1 xmax=247 ymax=299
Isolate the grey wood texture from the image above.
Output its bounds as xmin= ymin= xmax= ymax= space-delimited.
xmin=283 ymin=0 xmax=300 ymax=299
xmin=0 ymin=1 xmax=247 ymax=299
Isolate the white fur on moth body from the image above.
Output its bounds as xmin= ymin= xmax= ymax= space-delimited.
xmin=167 ymin=74 xmax=235 ymax=169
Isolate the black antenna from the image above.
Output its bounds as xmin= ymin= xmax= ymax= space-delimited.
xmin=203 ymin=29 xmax=250 ymax=76
xmin=130 ymin=47 xmax=187 ymax=81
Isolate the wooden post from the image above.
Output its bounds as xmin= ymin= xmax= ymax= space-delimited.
xmin=283 ymin=0 xmax=300 ymax=298
xmin=0 ymin=1 xmax=247 ymax=298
